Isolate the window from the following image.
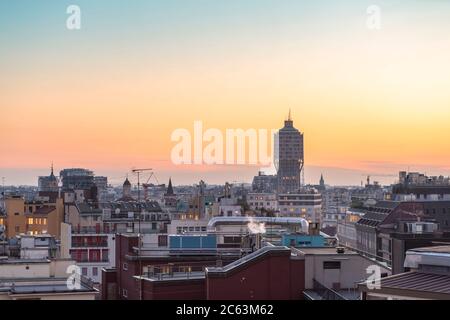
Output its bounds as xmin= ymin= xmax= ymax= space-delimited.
xmin=123 ymin=263 xmax=128 ymax=271
xmin=81 ymin=267 xmax=88 ymax=276
xmin=15 ymin=226 xmax=20 ymax=232
xmin=102 ymin=249 xmax=109 ymax=261
xmin=93 ymin=267 xmax=98 ymax=277
xmin=27 ymin=218 xmax=33 ymax=225
xmin=122 ymin=289 xmax=128 ymax=298
xmin=323 ymin=261 xmax=341 ymax=270
xmin=158 ymin=235 xmax=168 ymax=247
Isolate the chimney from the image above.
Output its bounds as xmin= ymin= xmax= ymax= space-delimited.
xmin=308 ymin=223 xmax=319 ymax=235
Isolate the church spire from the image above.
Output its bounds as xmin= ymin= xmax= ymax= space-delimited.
xmin=166 ymin=178 xmax=174 ymax=195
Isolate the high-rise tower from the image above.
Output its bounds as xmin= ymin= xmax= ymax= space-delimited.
xmin=276 ymin=110 xmax=304 ymax=193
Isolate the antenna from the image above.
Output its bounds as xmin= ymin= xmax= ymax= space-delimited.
xmin=131 ymin=168 xmax=152 ymax=301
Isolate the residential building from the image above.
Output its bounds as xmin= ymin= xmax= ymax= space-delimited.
xmin=3 ymin=195 xmax=64 ymax=239
xmin=0 ymin=257 xmax=97 ymax=300
xmin=247 ymin=193 xmax=277 ymax=212
xmin=299 ymin=247 xmax=390 ymax=300
xmin=251 ymin=172 xmax=277 ymax=193
xmin=393 ymin=171 xmax=450 ymax=201
xmin=60 ymin=223 xmax=116 ymax=284
xmin=277 ymin=189 xmax=322 ymax=223
xmin=60 ymin=168 xmax=95 ymax=191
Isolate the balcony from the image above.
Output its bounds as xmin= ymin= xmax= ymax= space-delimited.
xmin=75 ymin=258 xmax=109 ymax=263
xmin=71 ymin=242 xmax=108 ymax=248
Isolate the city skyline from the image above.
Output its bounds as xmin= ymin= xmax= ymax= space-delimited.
xmin=3 ymin=1 xmax=450 ymax=304
xmin=2 ymin=0 xmax=450 ymax=186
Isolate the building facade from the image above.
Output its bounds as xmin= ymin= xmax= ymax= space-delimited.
xmin=276 ymin=112 xmax=304 ymax=194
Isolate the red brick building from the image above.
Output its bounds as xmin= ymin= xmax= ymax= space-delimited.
xmin=206 ymin=246 xmax=304 ymax=300
xmin=102 ymin=239 xmax=305 ymax=300
xmin=102 ymin=234 xmax=239 ymax=300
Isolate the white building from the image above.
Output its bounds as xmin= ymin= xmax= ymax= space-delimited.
xmin=247 ymin=193 xmax=277 ymax=211
xmin=60 ymin=223 xmax=116 ymax=284
xmin=19 ymin=234 xmax=57 ymax=260
xmin=277 ymin=190 xmax=322 ymax=223
xmin=0 ymin=258 xmax=97 ymax=300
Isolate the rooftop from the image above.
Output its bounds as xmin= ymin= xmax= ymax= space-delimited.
xmin=0 ymin=258 xmax=50 ymax=265
xmin=135 ymin=271 xmax=206 ymax=283
xmin=295 ymin=247 xmax=358 ymax=256
xmin=409 ymin=245 xmax=450 ymax=254
xmin=359 ymin=271 xmax=450 ymax=297
xmin=207 ymin=246 xmax=292 ymax=275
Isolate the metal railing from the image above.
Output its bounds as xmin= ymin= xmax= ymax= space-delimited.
xmin=312 ymin=279 xmax=346 ymax=300
xmin=71 ymin=242 xmax=108 ymax=248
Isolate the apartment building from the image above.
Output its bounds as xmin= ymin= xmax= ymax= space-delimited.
xmin=3 ymin=195 xmax=64 ymax=239
xmin=0 ymin=257 xmax=97 ymax=300
xmin=61 ymin=223 xmax=115 ymax=284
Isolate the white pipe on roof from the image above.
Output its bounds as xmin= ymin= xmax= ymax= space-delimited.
xmin=207 ymin=216 xmax=309 ymax=233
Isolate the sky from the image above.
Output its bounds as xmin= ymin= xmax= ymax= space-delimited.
xmin=1 ymin=0 xmax=450 ymax=186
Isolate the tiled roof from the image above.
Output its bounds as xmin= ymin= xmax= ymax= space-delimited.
xmin=356 ymin=201 xmax=400 ymax=227
xmin=33 ymin=206 xmax=56 ymax=215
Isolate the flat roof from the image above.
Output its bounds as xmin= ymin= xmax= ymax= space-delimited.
xmin=295 ymin=247 xmax=358 ymax=256
xmin=0 ymin=278 xmax=97 ymax=294
xmin=10 ymin=284 xmax=95 ymax=294
xmin=135 ymin=271 xmax=205 ymax=282
xmin=409 ymin=245 xmax=450 ymax=254
xmin=0 ymin=259 xmax=50 ymax=265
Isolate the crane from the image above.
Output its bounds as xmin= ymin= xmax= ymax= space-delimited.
xmin=142 ymin=171 xmax=160 ymax=201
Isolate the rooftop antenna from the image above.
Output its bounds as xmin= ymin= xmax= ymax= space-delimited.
xmin=131 ymin=167 xmax=152 ymax=301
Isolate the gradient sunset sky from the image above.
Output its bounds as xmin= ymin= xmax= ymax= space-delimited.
xmin=1 ymin=0 xmax=450 ymax=186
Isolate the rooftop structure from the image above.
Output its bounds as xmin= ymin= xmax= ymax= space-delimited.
xmin=0 ymin=257 xmax=98 ymax=300
xmin=359 ymin=245 xmax=450 ymax=300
